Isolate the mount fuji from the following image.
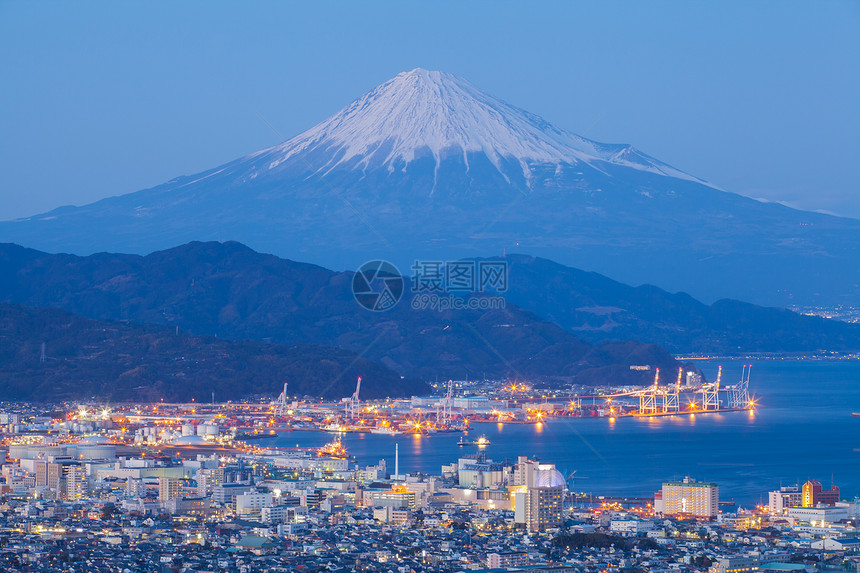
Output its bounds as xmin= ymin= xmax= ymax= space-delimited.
xmin=2 ymin=68 xmax=858 ymax=306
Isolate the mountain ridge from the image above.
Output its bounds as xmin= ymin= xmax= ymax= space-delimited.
xmin=0 ymin=241 xmax=692 ymax=386
xmin=2 ymin=69 xmax=858 ymax=306
xmin=494 ymin=254 xmax=860 ymax=353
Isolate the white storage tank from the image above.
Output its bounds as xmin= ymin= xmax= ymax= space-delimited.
xmin=197 ymin=424 xmax=218 ymax=436
xmin=76 ymin=444 xmax=116 ymax=461
xmin=181 ymin=424 xmax=195 ymax=437
xmin=8 ymin=444 xmax=29 ymax=460
xmin=28 ymin=445 xmax=68 ymax=459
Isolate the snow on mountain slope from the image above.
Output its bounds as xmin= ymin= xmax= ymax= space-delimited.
xmin=255 ymin=68 xmax=705 ymax=185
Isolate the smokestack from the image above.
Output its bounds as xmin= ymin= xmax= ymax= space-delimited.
xmin=395 ymin=443 xmax=399 ymax=479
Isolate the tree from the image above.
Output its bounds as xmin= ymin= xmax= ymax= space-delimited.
xmin=100 ymin=504 xmax=119 ymax=520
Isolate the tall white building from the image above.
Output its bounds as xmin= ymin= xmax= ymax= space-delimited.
xmin=65 ymin=466 xmax=88 ymax=501
xmin=158 ymin=477 xmax=182 ymax=502
xmin=197 ymin=467 xmax=226 ymax=497
xmin=513 ymin=464 xmax=565 ymax=532
xmin=658 ymin=477 xmax=718 ymax=518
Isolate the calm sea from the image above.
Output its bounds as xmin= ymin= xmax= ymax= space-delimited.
xmin=271 ymin=359 xmax=860 ymax=506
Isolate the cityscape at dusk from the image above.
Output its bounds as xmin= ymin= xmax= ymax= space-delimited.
xmin=1 ymin=2 xmax=859 ymax=572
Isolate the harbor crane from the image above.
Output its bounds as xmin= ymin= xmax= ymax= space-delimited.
xmin=272 ymin=382 xmax=289 ymax=416
xmin=699 ymin=365 xmax=721 ymax=410
xmin=639 ymin=368 xmax=660 ymax=415
xmin=725 ymin=364 xmax=753 ymax=408
xmin=582 ymin=364 xmax=755 ymax=417
xmin=662 ymin=367 xmax=682 ymax=413
xmin=436 ymin=379 xmax=454 ymax=425
xmin=345 ymin=376 xmax=362 ymax=419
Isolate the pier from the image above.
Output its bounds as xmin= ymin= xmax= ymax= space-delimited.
xmin=574 ymin=365 xmax=755 ymax=418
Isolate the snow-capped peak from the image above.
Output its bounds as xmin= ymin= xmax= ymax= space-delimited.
xmin=259 ymin=68 xmax=703 ymax=184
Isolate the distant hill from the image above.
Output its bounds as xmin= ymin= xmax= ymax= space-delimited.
xmin=0 ymin=302 xmax=427 ymax=402
xmin=498 ymin=255 xmax=860 ymax=354
xmin=0 ymin=242 xmax=690 ymax=385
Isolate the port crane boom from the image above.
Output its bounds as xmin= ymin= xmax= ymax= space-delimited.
xmin=345 ymin=376 xmax=362 ymax=419
xmin=272 ymin=382 xmax=289 ymax=416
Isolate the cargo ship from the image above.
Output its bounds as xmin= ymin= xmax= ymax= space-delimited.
xmin=458 ymin=435 xmax=490 ymax=447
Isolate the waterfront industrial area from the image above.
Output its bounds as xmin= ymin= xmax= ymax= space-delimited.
xmin=0 ymin=367 xmax=858 ymax=572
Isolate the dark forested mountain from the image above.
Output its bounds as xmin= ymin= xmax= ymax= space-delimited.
xmin=0 ymin=302 xmax=427 ymax=402
xmin=0 ymin=242 xmax=689 ymax=385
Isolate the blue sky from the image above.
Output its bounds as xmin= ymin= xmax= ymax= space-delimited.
xmin=1 ymin=1 xmax=858 ymax=219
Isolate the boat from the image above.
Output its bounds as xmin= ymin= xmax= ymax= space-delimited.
xmin=318 ymin=438 xmax=348 ymax=458
xmin=851 ymin=412 xmax=860 ymax=417
xmin=370 ymin=426 xmax=401 ymax=435
xmin=458 ymin=434 xmax=490 ymax=447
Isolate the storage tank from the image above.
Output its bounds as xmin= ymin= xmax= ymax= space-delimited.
xmin=181 ymin=424 xmax=195 ymax=437
xmin=28 ymin=445 xmax=68 ymax=459
xmin=76 ymin=444 xmax=116 ymax=461
xmin=197 ymin=424 xmax=218 ymax=436
xmin=8 ymin=444 xmax=29 ymax=460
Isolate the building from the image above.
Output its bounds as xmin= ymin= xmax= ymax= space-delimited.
xmin=659 ymin=477 xmax=718 ymax=518
xmin=802 ymin=480 xmax=839 ymax=507
xmin=786 ymin=506 xmax=848 ymax=525
xmin=512 ymin=456 xmax=560 ymax=488
xmin=487 ymin=552 xmax=528 ymax=568
xmin=233 ymin=535 xmax=278 ymax=556
xmin=710 ymin=554 xmax=791 ymax=573
xmin=235 ymin=491 xmax=273 ymax=515
xmin=458 ymin=454 xmax=506 ymax=489
xmin=514 ymin=467 xmax=565 ymax=532
xmin=212 ymin=482 xmax=253 ymax=505
xmin=196 ymin=467 xmax=226 ymax=497
xmin=158 ymin=477 xmax=182 ymax=502
xmin=768 ymin=485 xmax=802 ymax=515
xmin=65 ymin=465 xmax=88 ymax=501
xmin=261 ymin=504 xmax=308 ymax=524
xmin=372 ymin=506 xmax=411 ymax=524
xmin=371 ymin=488 xmax=416 ymax=510
xmin=526 ymin=485 xmax=563 ymax=532
xmin=811 ymin=538 xmax=860 ymax=551
xmin=125 ymin=477 xmax=146 ymax=498
xmin=35 ymin=460 xmax=80 ymax=498
xmin=610 ymin=519 xmax=652 ymax=536
xmin=161 ymin=496 xmax=210 ymax=516
xmin=302 ymin=488 xmax=325 ymax=508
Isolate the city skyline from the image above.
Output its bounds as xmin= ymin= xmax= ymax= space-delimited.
xmin=0 ymin=3 xmax=858 ymax=570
